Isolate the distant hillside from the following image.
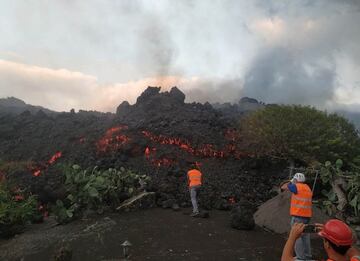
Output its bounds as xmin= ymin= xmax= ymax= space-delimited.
xmin=0 ymin=97 xmax=56 ymax=115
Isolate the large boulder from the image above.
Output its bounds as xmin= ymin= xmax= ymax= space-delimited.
xmin=136 ymin=86 xmax=161 ymax=105
xmin=169 ymin=86 xmax=185 ymax=103
xmin=230 ymin=201 xmax=255 ymax=230
xmin=254 ymin=192 xmax=329 ymax=234
xmin=116 ymin=101 xmax=131 ymax=116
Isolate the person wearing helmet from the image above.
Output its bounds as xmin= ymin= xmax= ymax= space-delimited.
xmin=281 ymin=173 xmax=313 ymax=260
xmin=281 ymin=219 xmax=360 ymax=261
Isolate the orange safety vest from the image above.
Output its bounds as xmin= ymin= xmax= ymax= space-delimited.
xmin=290 ymin=183 xmax=313 ymax=218
xmin=187 ymin=169 xmax=202 ymax=187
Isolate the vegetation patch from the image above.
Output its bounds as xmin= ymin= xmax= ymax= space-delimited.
xmin=52 ymin=164 xmax=150 ymax=224
xmin=0 ymin=182 xmax=39 ymax=238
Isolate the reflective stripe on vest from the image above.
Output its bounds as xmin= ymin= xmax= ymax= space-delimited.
xmin=290 ymin=183 xmax=313 ymax=217
xmin=188 ymin=169 xmax=202 ymax=187
xmin=327 ymin=255 xmax=359 ymax=261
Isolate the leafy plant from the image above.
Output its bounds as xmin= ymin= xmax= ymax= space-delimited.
xmin=316 ymin=159 xmax=360 ymax=217
xmin=51 ymin=199 xmax=77 ymax=224
xmin=319 ymin=159 xmax=343 ymax=184
xmin=321 ymin=200 xmax=336 ymax=217
xmin=347 ymin=171 xmax=360 ymax=216
xmin=0 ymin=182 xmax=38 ymax=238
xmin=53 ymin=165 xmax=149 ymax=224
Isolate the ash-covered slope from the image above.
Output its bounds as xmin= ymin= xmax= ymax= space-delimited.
xmin=0 ymin=87 xmax=285 ymax=209
xmin=0 ymin=110 xmax=113 ymax=162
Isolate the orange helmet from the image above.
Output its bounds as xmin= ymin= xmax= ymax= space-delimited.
xmin=318 ymin=219 xmax=354 ymax=246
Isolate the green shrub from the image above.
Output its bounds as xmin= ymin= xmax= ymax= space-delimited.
xmin=346 ymin=168 xmax=360 ymax=216
xmin=310 ymin=159 xmax=360 ymax=217
xmin=53 ymin=165 xmax=149 ymax=224
xmin=239 ymin=105 xmax=360 ymax=164
xmin=0 ymin=182 xmax=38 ymax=238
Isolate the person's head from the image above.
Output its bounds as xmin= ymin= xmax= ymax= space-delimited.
xmin=292 ymin=173 xmax=305 ymax=183
xmin=318 ymin=219 xmax=354 ymax=257
xmin=191 ymin=161 xmax=201 ymax=170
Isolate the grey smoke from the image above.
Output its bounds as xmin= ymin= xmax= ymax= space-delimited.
xmin=239 ymin=0 xmax=360 ymax=109
xmin=242 ymin=47 xmax=335 ymax=106
xmin=135 ymin=15 xmax=176 ymax=78
xmin=1 ymin=0 xmax=360 ymax=112
xmin=183 ymin=78 xmax=242 ymax=104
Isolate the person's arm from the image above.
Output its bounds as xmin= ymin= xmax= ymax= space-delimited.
xmin=280 ymin=180 xmax=298 ymax=194
xmin=287 ymin=183 xmax=298 ymax=194
xmin=281 ymin=223 xmax=306 ymax=261
xmin=281 ymin=181 xmax=290 ymax=191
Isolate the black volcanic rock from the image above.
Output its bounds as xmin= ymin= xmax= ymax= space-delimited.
xmin=0 ymin=86 xmax=287 ymax=210
xmin=116 ymin=101 xmax=131 ymax=116
xmin=134 ymin=86 xmax=185 ymax=110
xmin=169 ymin=86 xmax=185 ymax=103
xmin=35 ymin=110 xmax=48 ymax=119
xmin=239 ymin=97 xmax=259 ymax=104
xmin=230 ymin=201 xmax=256 ymax=230
xmin=136 ymin=86 xmax=161 ymax=104
xmin=212 ymin=96 xmax=265 ymax=123
xmin=115 ymin=86 xmax=225 ymax=145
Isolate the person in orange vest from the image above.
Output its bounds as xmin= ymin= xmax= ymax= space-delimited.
xmin=281 ymin=219 xmax=360 ymax=261
xmin=281 ymin=172 xmax=313 ymax=260
xmin=187 ymin=162 xmax=202 ymax=217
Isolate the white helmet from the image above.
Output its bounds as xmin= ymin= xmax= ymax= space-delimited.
xmin=292 ymin=173 xmax=305 ymax=183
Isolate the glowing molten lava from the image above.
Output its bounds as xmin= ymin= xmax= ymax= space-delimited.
xmin=143 ymin=147 xmax=175 ymax=167
xmin=142 ymin=130 xmax=247 ymax=159
xmin=48 ymin=152 xmax=62 ymax=164
xmin=33 ymin=170 xmax=41 ymax=177
xmin=153 ymin=158 xmax=175 ymax=167
xmin=145 ymin=147 xmax=150 ymax=159
xmin=32 ymin=151 xmax=63 ymax=177
xmin=97 ymin=125 xmax=130 ymax=152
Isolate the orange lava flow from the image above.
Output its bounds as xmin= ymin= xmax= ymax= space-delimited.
xmin=142 ymin=130 xmax=247 ymax=159
xmin=32 ymin=151 xmax=63 ymax=177
xmin=48 ymin=152 xmax=62 ymax=164
xmin=97 ymin=125 xmax=130 ymax=153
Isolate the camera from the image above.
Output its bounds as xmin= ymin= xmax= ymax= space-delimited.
xmin=303 ymin=224 xmax=316 ymax=233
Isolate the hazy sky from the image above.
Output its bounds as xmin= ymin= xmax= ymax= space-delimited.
xmin=1 ymin=0 xmax=360 ymax=112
